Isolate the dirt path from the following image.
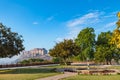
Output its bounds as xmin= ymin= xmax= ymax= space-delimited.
xmin=35 ymin=72 xmax=77 ymax=80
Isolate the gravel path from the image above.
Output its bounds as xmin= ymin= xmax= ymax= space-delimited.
xmin=35 ymin=72 xmax=77 ymax=80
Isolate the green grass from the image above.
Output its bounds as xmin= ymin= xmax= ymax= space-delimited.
xmin=0 ymin=68 xmax=59 ymax=80
xmin=44 ymin=65 xmax=88 ymax=68
xmin=107 ymin=66 xmax=120 ymax=69
xmin=0 ymin=65 xmax=119 ymax=80
xmin=44 ymin=65 xmax=120 ymax=70
xmin=62 ymin=75 xmax=120 ymax=80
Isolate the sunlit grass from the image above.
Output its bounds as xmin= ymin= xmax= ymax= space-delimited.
xmin=107 ymin=65 xmax=120 ymax=69
xmin=62 ymin=75 xmax=120 ymax=80
xmin=0 ymin=68 xmax=59 ymax=80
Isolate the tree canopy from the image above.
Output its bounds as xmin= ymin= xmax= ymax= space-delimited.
xmin=0 ymin=23 xmax=24 ymax=58
xmin=49 ymin=39 xmax=80 ymax=65
xmin=75 ymin=27 xmax=95 ymax=61
xmin=111 ymin=12 xmax=120 ymax=48
xmin=95 ymin=31 xmax=113 ymax=64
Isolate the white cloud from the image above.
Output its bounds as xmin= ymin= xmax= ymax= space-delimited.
xmin=33 ymin=22 xmax=38 ymax=25
xmin=105 ymin=21 xmax=116 ymax=28
xmin=67 ymin=11 xmax=101 ymax=27
xmin=47 ymin=16 xmax=54 ymax=21
xmin=103 ymin=12 xmax=116 ymax=18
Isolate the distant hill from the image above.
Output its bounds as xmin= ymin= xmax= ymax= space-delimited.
xmin=17 ymin=48 xmax=52 ymax=62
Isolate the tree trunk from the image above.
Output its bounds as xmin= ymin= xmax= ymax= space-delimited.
xmin=62 ymin=58 xmax=67 ymax=65
xmin=109 ymin=60 xmax=112 ymax=65
xmin=106 ymin=60 xmax=109 ymax=65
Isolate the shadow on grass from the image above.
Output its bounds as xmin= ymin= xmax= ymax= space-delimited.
xmin=0 ymin=68 xmax=56 ymax=74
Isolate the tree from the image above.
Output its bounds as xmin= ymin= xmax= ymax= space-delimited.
xmin=19 ymin=58 xmax=44 ymax=64
xmin=111 ymin=12 xmax=120 ymax=48
xmin=49 ymin=39 xmax=80 ymax=65
xmin=0 ymin=23 xmax=24 ymax=58
xmin=75 ymin=27 xmax=95 ymax=61
xmin=110 ymin=12 xmax=120 ymax=64
xmin=95 ymin=31 xmax=114 ymax=64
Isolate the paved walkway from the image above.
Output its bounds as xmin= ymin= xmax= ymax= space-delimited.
xmin=35 ymin=72 xmax=77 ymax=80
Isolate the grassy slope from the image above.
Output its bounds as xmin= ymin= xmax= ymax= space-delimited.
xmin=0 ymin=68 xmax=59 ymax=80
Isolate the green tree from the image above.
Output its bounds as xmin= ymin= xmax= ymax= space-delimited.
xmin=52 ymin=57 xmax=61 ymax=63
xmin=113 ymin=48 xmax=120 ymax=64
xmin=0 ymin=23 xmax=24 ymax=58
xmin=19 ymin=58 xmax=44 ymax=64
xmin=95 ymin=31 xmax=113 ymax=64
xmin=75 ymin=27 xmax=95 ymax=61
xmin=49 ymin=39 xmax=80 ymax=65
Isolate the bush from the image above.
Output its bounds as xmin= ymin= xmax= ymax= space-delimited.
xmin=19 ymin=58 xmax=45 ymax=64
xmin=52 ymin=57 xmax=61 ymax=63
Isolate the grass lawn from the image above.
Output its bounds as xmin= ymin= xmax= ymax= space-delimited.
xmin=1 ymin=65 xmax=117 ymax=80
xmin=43 ymin=65 xmax=88 ymax=69
xmin=107 ymin=65 xmax=120 ymax=69
xmin=62 ymin=75 xmax=120 ymax=80
xmin=0 ymin=68 xmax=60 ymax=80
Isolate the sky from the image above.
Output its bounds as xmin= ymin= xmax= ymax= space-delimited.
xmin=0 ymin=0 xmax=119 ymax=63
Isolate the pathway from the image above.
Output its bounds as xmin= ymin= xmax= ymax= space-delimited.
xmin=35 ymin=72 xmax=77 ymax=80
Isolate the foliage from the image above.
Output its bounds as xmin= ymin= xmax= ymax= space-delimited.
xmin=95 ymin=31 xmax=114 ymax=64
xmin=0 ymin=23 xmax=24 ymax=58
xmin=111 ymin=12 xmax=120 ymax=48
xmin=70 ymin=56 xmax=81 ymax=62
xmin=110 ymin=12 xmax=120 ymax=64
xmin=19 ymin=58 xmax=44 ymax=64
xmin=52 ymin=57 xmax=61 ymax=63
xmin=49 ymin=39 xmax=81 ymax=65
xmin=75 ymin=27 xmax=95 ymax=61
xmin=112 ymin=48 xmax=120 ymax=64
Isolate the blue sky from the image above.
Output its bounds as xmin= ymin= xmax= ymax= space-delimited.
xmin=0 ymin=0 xmax=119 ymax=51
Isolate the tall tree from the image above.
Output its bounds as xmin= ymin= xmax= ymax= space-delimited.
xmin=111 ymin=12 xmax=120 ymax=48
xmin=0 ymin=23 xmax=24 ymax=58
xmin=49 ymin=39 xmax=80 ymax=65
xmin=95 ymin=31 xmax=113 ymax=64
xmin=110 ymin=12 xmax=120 ymax=64
xmin=75 ymin=27 xmax=95 ymax=61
